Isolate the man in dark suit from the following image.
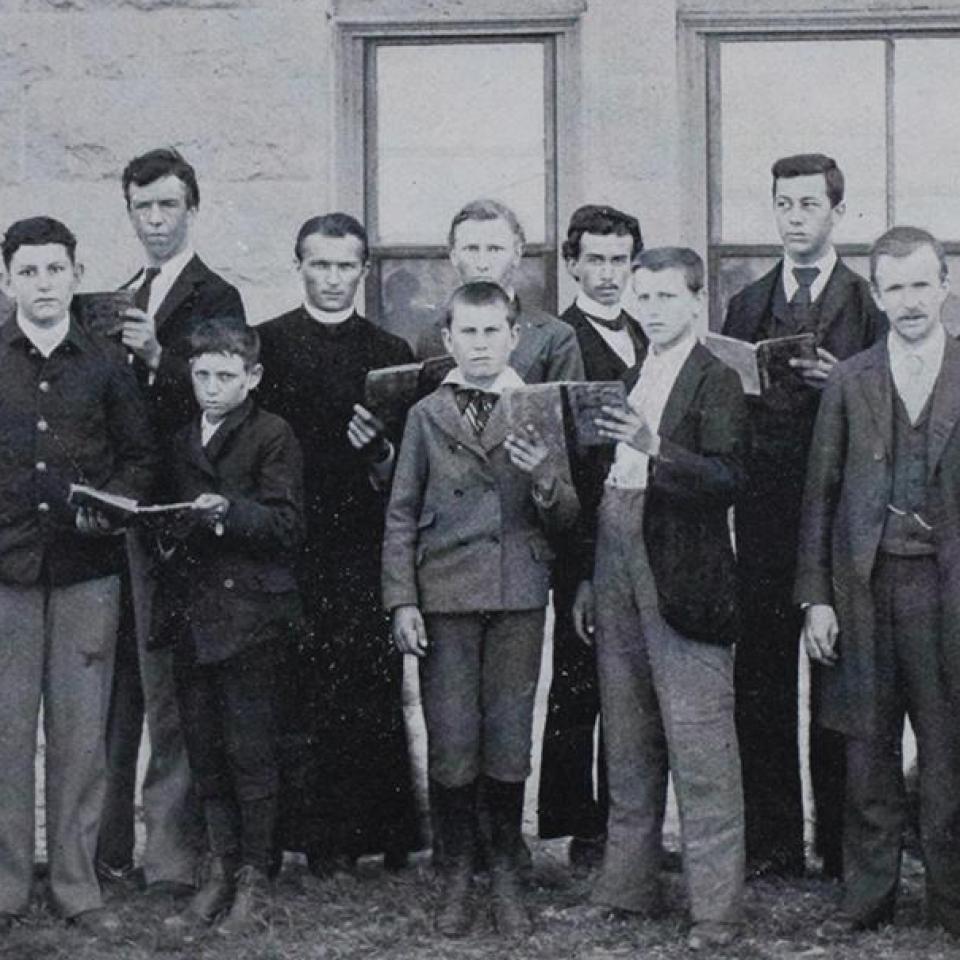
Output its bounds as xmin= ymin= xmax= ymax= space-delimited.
xmin=257 ymin=213 xmax=421 ymax=873
xmin=538 ymin=205 xmax=645 ymax=868
xmin=98 ymin=148 xmax=246 ymax=896
xmin=573 ymin=248 xmax=747 ymax=952
xmin=415 ymin=199 xmax=584 ymax=383
xmin=722 ymin=154 xmax=886 ymax=879
xmin=796 ymin=226 xmax=960 ymax=936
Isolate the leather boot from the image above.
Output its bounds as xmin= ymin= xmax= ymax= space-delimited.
xmin=216 ymin=865 xmax=271 ymax=937
xmin=485 ymin=776 xmax=532 ymax=937
xmin=164 ymin=856 xmax=237 ymax=929
xmin=432 ymin=779 xmax=477 ymax=938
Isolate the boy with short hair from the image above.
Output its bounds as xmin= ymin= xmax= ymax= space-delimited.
xmin=0 ymin=216 xmax=156 ymax=932
xmin=383 ymin=280 xmax=578 ymax=938
xmin=159 ymin=319 xmax=304 ymax=936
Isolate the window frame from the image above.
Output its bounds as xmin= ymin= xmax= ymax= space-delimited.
xmin=678 ymin=6 xmax=960 ymax=329
xmin=334 ymin=0 xmax=585 ymax=323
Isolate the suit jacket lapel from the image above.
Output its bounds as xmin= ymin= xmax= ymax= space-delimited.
xmin=854 ymin=343 xmax=894 ymax=457
xmin=927 ymin=335 xmax=960 ymax=479
xmin=185 ymin=420 xmax=217 ymax=479
xmin=658 ymin=344 xmax=709 ymax=441
xmin=480 ymin=400 xmax=509 ymax=453
xmin=814 ymin=260 xmax=856 ymax=343
xmin=153 ymin=255 xmax=203 ymax=331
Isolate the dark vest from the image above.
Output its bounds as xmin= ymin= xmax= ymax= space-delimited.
xmin=880 ymin=390 xmax=936 ymax=556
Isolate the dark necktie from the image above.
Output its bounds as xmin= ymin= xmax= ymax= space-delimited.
xmin=585 ymin=311 xmax=625 ymax=332
xmin=456 ymin=388 xmax=497 ymax=436
xmin=133 ymin=266 xmax=161 ymax=313
xmin=790 ymin=266 xmax=820 ymax=329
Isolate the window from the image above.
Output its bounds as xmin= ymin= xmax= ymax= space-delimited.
xmin=681 ymin=11 xmax=960 ymax=327
xmin=336 ymin=2 xmax=583 ymax=345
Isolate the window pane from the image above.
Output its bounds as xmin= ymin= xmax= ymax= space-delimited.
xmin=377 ymin=256 xmax=548 ymax=348
xmin=719 ymin=40 xmax=886 ymax=243
xmin=895 ymin=39 xmax=960 ymax=238
xmin=375 ymin=43 xmax=547 ymax=245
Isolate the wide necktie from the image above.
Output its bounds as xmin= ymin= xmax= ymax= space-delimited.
xmin=790 ymin=266 xmax=820 ymax=329
xmin=133 ymin=266 xmax=161 ymax=313
xmin=457 ymin=388 xmax=497 ymax=436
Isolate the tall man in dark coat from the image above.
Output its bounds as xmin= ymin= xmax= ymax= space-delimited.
xmin=538 ymin=205 xmax=645 ymax=868
xmin=796 ymin=226 xmax=960 ymax=936
xmin=722 ymin=154 xmax=886 ymax=879
xmin=257 ymin=213 xmax=421 ymax=871
xmin=415 ymin=199 xmax=584 ymax=383
xmin=98 ymin=148 xmax=247 ymax=895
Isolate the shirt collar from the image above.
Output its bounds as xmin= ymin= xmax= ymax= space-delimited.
xmin=442 ymin=365 xmax=525 ymax=395
xmin=302 ymin=301 xmax=355 ymax=325
xmin=576 ymin=291 xmax=622 ymax=323
xmin=646 ymin=329 xmax=697 ymax=363
xmin=888 ymin=322 xmax=946 ymax=368
xmin=783 ymin=246 xmax=837 ymax=301
xmin=16 ymin=308 xmax=71 ymax=357
xmin=150 ymin=245 xmax=194 ymax=284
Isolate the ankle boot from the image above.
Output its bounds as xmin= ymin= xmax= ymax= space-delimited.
xmin=484 ymin=776 xmax=532 ymax=937
xmin=164 ymin=856 xmax=237 ymax=929
xmin=432 ymin=779 xmax=477 ymax=938
xmin=216 ymin=864 xmax=271 ymax=937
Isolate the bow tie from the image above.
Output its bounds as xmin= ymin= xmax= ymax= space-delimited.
xmin=585 ymin=312 xmax=625 ymax=332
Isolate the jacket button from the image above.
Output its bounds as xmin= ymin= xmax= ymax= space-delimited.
xmin=35 ymin=461 xmax=47 ymax=472
xmin=223 ymin=578 xmax=234 ymax=589
xmin=37 ymin=502 xmax=50 ymax=513
xmin=38 ymin=380 xmax=50 ymax=393
xmin=489 ymin=535 xmax=499 ymax=544
xmin=37 ymin=419 xmax=49 ymax=432
xmin=874 ymin=451 xmax=884 ymax=461
xmin=453 ymin=489 xmax=463 ymax=497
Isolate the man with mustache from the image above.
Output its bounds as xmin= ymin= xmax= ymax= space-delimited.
xmin=722 ymin=154 xmax=886 ymax=881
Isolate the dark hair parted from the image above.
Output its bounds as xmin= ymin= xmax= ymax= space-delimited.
xmin=562 ymin=205 xmax=644 ymax=261
xmin=632 ymin=246 xmax=704 ymax=294
xmin=295 ymin=213 xmax=369 ymax=263
xmin=447 ymin=199 xmax=525 ymax=251
xmin=188 ymin=317 xmax=260 ymax=368
xmin=2 ymin=216 xmax=77 ymax=268
xmin=869 ymin=225 xmax=949 ymax=285
xmin=444 ymin=280 xmax=517 ymax=328
xmin=122 ymin=148 xmax=200 ymax=210
xmin=771 ymin=154 xmax=845 ymax=208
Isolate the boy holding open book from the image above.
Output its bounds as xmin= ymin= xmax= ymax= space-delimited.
xmin=382 ymin=281 xmax=578 ymax=938
xmin=156 ymin=319 xmax=304 ymax=936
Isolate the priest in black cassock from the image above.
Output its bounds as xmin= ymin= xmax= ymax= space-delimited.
xmin=257 ymin=213 xmax=420 ymax=872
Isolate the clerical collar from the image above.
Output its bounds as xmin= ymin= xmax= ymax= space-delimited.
xmin=443 ymin=365 xmax=525 ymax=396
xmin=576 ymin=291 xmax=622 ymax=322
xmin=303 ymin=301 xmax=354 ymax=325
xmin=17 ymin=308 xmax=70 ymax=358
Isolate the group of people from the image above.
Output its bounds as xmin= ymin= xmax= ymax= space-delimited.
xmin=1 ymin=145 xmax=958 ymax=953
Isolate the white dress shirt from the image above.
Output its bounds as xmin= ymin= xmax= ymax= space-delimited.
xmin=606 ymin=331 xmax=697 ymax=490
xmin=200 ymin=411 xmax=224 ymax=447
xmin=17 ymin=309 xmax=70 ymax=358
xmin=888 ymin=323 xmax=946 ymax=424
xmin=577 ymin=291 xmax=637 ymax=369
xmin=782 ymin=246 xmax=838 ymax=304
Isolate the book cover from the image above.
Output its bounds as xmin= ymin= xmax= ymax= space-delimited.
xmin=365 ymin=354 xmax=457 ymax=428
xmin=566 ymin=380 xmax=629 ymax=446
xmin=75 ymin=290 xmax=136 ymax=339
xmin=500 ymin=384 xmax=569 ymax=467
xmin=756 ymin=333 xmax=818 ymax=393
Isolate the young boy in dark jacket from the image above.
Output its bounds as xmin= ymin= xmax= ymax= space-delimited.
xmin=159 ymin=319 xmax=304 ymax=936
xmin=383 ymin=281 xmax=579 ymax=937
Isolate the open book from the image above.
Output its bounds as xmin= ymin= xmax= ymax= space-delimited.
xmin=365 ymin=354 xmax=457 ymax=429
xmin=703 ymin=332 xmax=818 ymax=397
xmin=68 ymin=484 xmax=196 ymax=528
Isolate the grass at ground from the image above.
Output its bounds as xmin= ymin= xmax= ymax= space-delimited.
xmin=3 ymin=843 xmax=959 ymax=960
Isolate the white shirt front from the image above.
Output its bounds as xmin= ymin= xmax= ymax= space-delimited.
xmin=606 ymin=331 xmax=697 ymax=490
xmin=137 ymin=245 xmax=195 ymax=318
xmin=577 ymin=291 xmax=636 ymax=369
xmin=200 ymin=411 xmax=224 ymax=447
xmin=888 ymin=323 xmax=946 ymax=424
xmin=302 ymin=301 xmax=354 ymax=325
xmin=782 ymin=246 xmax=838 ymax=304
xmin=17 ymin=309 xmax=70 ymax=358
